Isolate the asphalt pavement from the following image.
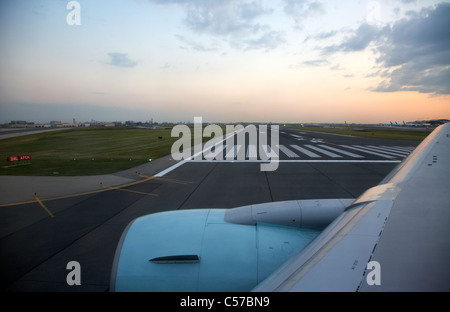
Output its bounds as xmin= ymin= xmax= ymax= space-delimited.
xmin=0 ymin=128 xmax=420 ymax=291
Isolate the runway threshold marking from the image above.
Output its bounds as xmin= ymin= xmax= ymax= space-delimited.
xmin=34 ymin=194 xmax=54 ymax=218
xmin=304 ymin=145 xmax=343 ymax=158
xmin=317 ymin=144 xmax=364 ymax=158
xmin=290 ymin=145 xmax=321 ymax=158
xmin=340 ymin=145 xmax=398 ymax=159
xmin=155 ymin=128 xmax=246 ymax=177
xmin=187 ymin=159 xmax=402 ymax=163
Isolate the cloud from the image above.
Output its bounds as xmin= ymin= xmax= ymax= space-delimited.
xmin=330 ymin=64 xmax=344 ymax=71
xmin=145 ymin=0 xmax=284 ymax=51
xmin=320 ymin=3 xmax=450 ymax=96
xmin=181 ymin=0 xmax=273 ymax=36
xmin=239 ymin=1 xmax=273 ymax=20
xmin=316 ymin=30 xmax=338 ymax=40
xmin=289 ymin=58 xmax=328 ymax=69
xmin=175 ymin=34 xmax=219 ymax=52
xmin=378 ymin=4 xmax=450 ymax=68
xmin=242 ymin=29 xmax=286 ymax=51
xmin=373 ymin=61 xmax=450 ymax=95
xmin=282 ymin=0 xmax=325 ymax=28
xmin=373 ymin=3 xmax=450 ymax=95
xmin=107 ymin=53 xmax=137 ymax=68
xmin=302 ymin=59 xmax=328 ymax=67
xmin=322 ymin=23 xmax=384 ymax=54
xmin=160 ymin=62 xmax=171 ymax=69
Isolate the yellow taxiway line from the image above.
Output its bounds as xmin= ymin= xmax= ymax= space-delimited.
xmin=0 ymin=174 xmax=194 ymax=209
xmin=100 ymin=184 xmax=158 ymax=196
xmin=34 ymin=193 xmax=55 ymax=218
xmin=0 ymin=175 xmax=158 ymax=208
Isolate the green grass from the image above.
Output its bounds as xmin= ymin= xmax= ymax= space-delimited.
xmin=284 ymin=126 xmax=432 ymax=141
xmin=0 ymin=127 xmax=181 ymax=176
xmin=1 ymin=124 xmax=430 ymax=176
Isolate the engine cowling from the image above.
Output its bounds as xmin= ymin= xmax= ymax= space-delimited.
xmin=110 ymin=209 xmax=319 ymax=291
xmin=110 ymin=199 xmax=353 ymax=292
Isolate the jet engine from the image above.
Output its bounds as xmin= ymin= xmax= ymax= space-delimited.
xmin=110 ymin=199 xmax=353 ymax=292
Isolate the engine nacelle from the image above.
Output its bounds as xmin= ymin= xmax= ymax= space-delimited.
xmin=110 ymin=209 xmax=319 ymax=292
xmin=224 ymin=199 xmax=353 ymax=229
xmin=110 ymin=199 xmax=353 ymax=292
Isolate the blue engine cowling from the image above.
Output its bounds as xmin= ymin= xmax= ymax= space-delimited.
xmin=110 ymin=209 xmax=320 ymax=292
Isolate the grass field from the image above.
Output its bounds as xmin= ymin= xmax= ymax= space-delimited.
xmin=0 ymin=127 xmax=180 ymax=176
xmin=0 ymin=125 xmax=431 ymax=176
xmin=284 ymin=125 xmax=432 ymax=141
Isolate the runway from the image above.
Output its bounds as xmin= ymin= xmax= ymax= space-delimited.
xmin=0 ymin=127 xmax=420 ymax=291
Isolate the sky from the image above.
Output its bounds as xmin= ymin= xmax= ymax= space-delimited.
xmin=0 ymin=0 xmax=449 ymax=124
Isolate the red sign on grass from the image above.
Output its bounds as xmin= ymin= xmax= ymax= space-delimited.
xmin=19 ymin=155 xmax=31 ymax=161
xmin=7 ymin=155 xmax=31 ymax=162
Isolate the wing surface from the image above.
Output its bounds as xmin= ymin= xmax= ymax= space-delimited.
xmin=253 ymin=123 xmax=450 ymax=291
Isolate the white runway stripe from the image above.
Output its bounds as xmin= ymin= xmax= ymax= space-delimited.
xmin=204 ymin=144 xmax=225 ymax=159
xmin=304 ymin=145 xmax=342 ymax=158
xmin=219 ymin=143 xmax=412 ymax=161
xmin=188 ymin=159 xmax=401 ymax=163
xmin=225 ymin=145 xmax=242 ymax=159
xmin=318 ymin=145 xmax=364 ymax=158
xmin=367 ymin=145 xmax=410 ymax=156
xmin=382 ymin=145 xmax=415 ymax=153
xmin=358 ymin=145 xmax=408 ymax=157
xmin=262 ymin=145 xmax=279 ymax=158
xmin=246 ymin=145 xmax=257 ymax=159
xmin=277 ymin=145 xmax=299 ymax=158
xmin=341 ymin=145 xmax=396 ymax=158
xmin=225 ymin=145 xmax=234 ymax=159
xmin=290 ymin=145 xmax=321 ymax=158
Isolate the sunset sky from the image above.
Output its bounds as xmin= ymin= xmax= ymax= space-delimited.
xmin=0 ymin=0 xmax=449 ymax=124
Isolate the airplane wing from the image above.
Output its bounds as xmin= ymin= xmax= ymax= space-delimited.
xmin=252 ymin=123 xmax=450 ymax=291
